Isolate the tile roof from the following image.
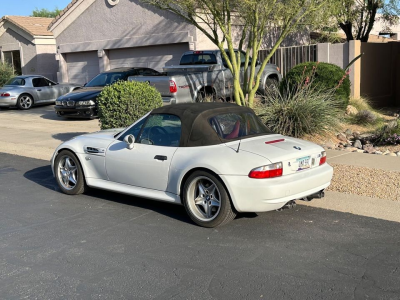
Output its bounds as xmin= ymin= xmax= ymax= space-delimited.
xmin=48 ymin=0 xmax=79 ymax=30
xmin=2 ymin=16 xmax=54 ymax=36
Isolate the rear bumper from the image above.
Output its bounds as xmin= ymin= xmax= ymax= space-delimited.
xmin=162 ymin=97 xmax=176 ymax=105
xmin=221 ymin=163 xmax=333 ymax=212
xmin=0 ymin=96 xmax=17 ymax=107
xmin=55 ymin=105 xmax=97 ymax=118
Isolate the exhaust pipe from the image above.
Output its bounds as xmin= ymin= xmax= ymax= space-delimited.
xmin=301 ymin=190 xmax=325 ymax=202
xmin=276 ymin=200 xmax=297 ymax=211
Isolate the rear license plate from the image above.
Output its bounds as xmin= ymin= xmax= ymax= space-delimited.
xmin=297 ymin=156 xmax=310 ymax=171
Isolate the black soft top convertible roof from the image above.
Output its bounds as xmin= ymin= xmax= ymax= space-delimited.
xmin=150 ymin=103 xmax=254 ymax=147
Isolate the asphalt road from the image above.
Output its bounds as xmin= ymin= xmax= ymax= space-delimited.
xmin=1 ymin=153 xmax=400 ymax=300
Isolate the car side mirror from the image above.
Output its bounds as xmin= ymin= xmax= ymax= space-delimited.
xmin=124 ymin=134 xmax=135 ymax=150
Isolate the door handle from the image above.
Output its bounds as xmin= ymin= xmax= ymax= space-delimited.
xmin=37 ymin=89 xmax=42 ymax=91
xmin=154 ymin=155 xmax=167 ymax=161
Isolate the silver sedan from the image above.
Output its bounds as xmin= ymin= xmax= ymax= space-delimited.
xmin=0 ymin=75 xmax=81 ymax=110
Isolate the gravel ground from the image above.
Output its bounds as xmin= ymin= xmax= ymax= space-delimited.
xmin=327 ymin=163 xmax=400 ymax=201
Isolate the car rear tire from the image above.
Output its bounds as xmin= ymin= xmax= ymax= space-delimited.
xmin=54 ymin=150 xmax=86 ymax=195
xmin=17 ymin=94 xmax=33 ymax=110
xmin=183 ymin=170 xmax=237 ymax=227
xmin=264 ymin=78 xmax=279 ymax=96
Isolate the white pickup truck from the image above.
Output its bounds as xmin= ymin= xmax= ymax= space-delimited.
xmin=128 ymin=50 xmax=282 ymax=104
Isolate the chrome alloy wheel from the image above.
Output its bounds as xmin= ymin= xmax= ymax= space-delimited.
xmin=19 ymin=96 xmax=33 ymax=109
xmin=57 ymin=155 xmax=78 ymax=190
xmin=186 ymin=176 xmax=221 ymax=221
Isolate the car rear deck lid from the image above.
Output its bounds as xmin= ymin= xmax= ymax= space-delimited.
xmin=265 ymin=139 xmax=285 ymax=144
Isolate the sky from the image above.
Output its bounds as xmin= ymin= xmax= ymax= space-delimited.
xmin=0 ymin=0 xmax=72 ymax=17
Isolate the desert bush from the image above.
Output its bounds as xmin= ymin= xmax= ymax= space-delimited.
xmin=255 ymin=83 xmax=341 ymax=138
xmin=373 ymin=119 xmax=400 ymax=145
xmin=0 ymin=62 xmax=15 ymax=87
xmin=352 ymin=110 xmax=378 ymax=125
xmin=349 ymin=97 xmax=374 ymax=112
xmin=281 ymin=62 xmax=351 ymax=108
xmin=97 ymin=80 xmax=162 ymax=130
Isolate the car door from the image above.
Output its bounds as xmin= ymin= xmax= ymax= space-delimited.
xmin=105 ymin=114 xmax=181 ymax=191
xmin=32 ymin=77 xmax=53 ymax=102
xmin=44 ymin=78 xmax=60 ymax=100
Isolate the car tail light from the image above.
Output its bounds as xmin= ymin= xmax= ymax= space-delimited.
xmin=249 ymin=162 xmax=283 ymax=179
xmin=1 ymin=93 xmax=10 ymax=97
xmin=319 ymin=151 xmax=327 ymax=165
xmin=169 ymin=80 xmax=177 ymax=93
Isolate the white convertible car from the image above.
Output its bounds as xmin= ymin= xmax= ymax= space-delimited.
xmin=52 ymin=103 xmax=333 ymax=227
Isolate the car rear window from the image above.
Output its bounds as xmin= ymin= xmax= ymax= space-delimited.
xmin=180 ymin=54 xmax=217 ymax=65
xmin=209 ymin=112 xmax=273 ymax=140
xmin=5 ymin=78 xmax=25 ymax=86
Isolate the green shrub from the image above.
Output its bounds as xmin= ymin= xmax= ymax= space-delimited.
xmin=0 ymin=62 xmax=15 ymax=87
xmin=281 ymin=62 xmax=351 ymax=108
xmin=97 ymin=81 xmax=162 ymax=130
xmin=256 ymin=82 xmax=341 ymax=138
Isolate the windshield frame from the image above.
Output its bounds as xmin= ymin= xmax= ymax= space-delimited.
xmin=85 ymin=72 xmax=128 ymax=87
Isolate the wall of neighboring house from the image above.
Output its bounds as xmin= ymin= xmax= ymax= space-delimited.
xmin=0 ymin=27 xmax=58 ymax=81
xmin=0 ymin=28 xmax=36 ymax=75
xmin=35 ymin=44 xmax=58 ymax=81
xmin=54 ymin=0 xmax=200 ymax=83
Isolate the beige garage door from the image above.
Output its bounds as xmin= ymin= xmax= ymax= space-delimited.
xmin=66 ymin=51 xmax=100 ymax=85
xmin=108 ymin=43 xmax=189 ymax=71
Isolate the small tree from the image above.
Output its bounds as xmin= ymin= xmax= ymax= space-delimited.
xmin=141 ymin=0 xmax=338 ymax=108
xmin=0 ymin=62 xmax=15 ymax=88
xmin=31 ymin=8 xmax=62 ymax=18
xmin=335 ymin=0 xmax=400 ymax=42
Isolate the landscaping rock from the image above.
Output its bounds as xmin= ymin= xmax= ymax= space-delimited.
xmin=337 ymin=133 xmax=348 ymax=142
xmin=344 ymin=129 xmax=353 ymax=137
xmin=387 ymin=120 xmax=398 ymax=130
xmin=353 ymin=131 xmax=361 ymax=139
xmin=397 ymin=152 xmax=400 ymax=157
xmin=325 ymin=141 xmax=336 ymax=149
xmin=375 ymin=151 xmax=383 ymax=155
xmin=346 ymin=105 xmax=358 ymax=116
xmin=359 ymin=133 xmax=375 ymax=143
xmin=353 ymin=140 xmax=362 ymax=149
xmin=363 ymin=144 xmax=375 ymax=153
xmin=383 ymin=150 xmax=391 ymax=156
xmin=356 ymin=150 xmax=365 ymax=153
xmin=389 ymin=153 xmax=397 ymax=157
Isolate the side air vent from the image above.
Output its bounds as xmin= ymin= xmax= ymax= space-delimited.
xmin=84 ymin=146 xmax=106 ymax=156
xmin=86 ymin=147 xmax=99 ymax=153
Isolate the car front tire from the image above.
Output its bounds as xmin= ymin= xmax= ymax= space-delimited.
xmin=183 ymin=170 xmax=237 ymax=227
xmin=54 ymin=150 xmax=86 ymax=195
xmin=17 ymin=94 xmax=34 ymax=110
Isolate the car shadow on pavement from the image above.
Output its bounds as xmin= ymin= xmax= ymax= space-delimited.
xmin=52 ymin=132 xmax=90 ymax=142
xmin=24 ymin=165 xmax=193 ymax=225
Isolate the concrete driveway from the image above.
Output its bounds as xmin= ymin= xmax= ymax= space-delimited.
xmin=0 ymin=105 xmax=99 ymax=160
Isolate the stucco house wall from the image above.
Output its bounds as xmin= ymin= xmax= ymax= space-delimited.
xmin=51 ymin=0 xmax=201 ymax=83
xmin=0 ymin=16 xmax=58 ymax=81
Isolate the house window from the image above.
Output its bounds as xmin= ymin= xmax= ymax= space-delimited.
xmin=3 ymin=50 xmax=22 ymax=75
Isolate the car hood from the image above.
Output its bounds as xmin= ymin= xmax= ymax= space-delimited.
xmin=78 ymin=128 xmax=126 ymax=140
xmin=58 ymin=87 xmax=103 ymax=101
xmin=227 ymin=134 xmax=323 ymax=163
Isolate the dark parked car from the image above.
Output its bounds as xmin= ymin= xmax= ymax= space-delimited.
xmin=54 ymin=67 xmax=161 ymax=118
